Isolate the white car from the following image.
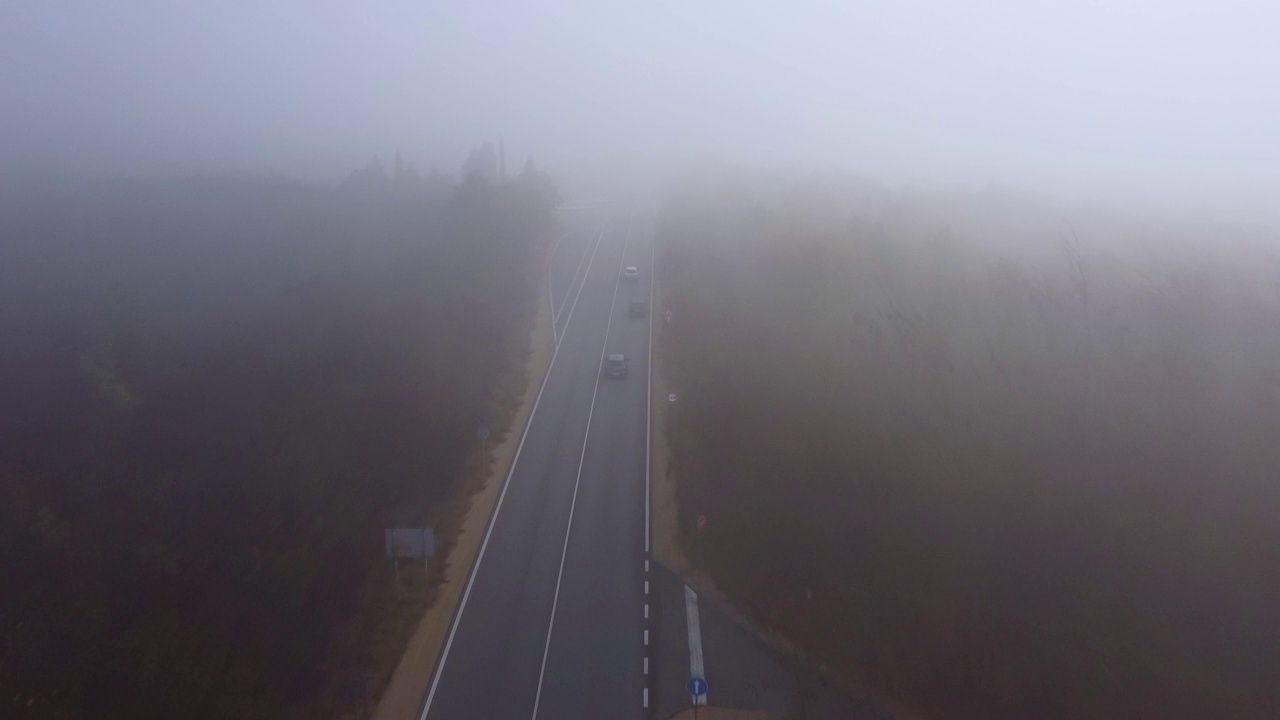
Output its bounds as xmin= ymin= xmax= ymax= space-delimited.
xmin=623 ymin=266 xmax=640 ymax=282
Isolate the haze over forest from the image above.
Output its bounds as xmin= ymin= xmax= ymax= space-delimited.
xmin=4 ymin=2 xmax=1280 ymax=719
xmin=4 ymin=1 xmax=1279 ymax=222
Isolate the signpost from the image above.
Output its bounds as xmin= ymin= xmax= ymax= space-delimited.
xmin=686 ymin=677 xmax=708 ymax=718
xmin=384 ymin=527 xmax=436 ymax=600
xmin=696 ymin=514 xmax=706 ymax=570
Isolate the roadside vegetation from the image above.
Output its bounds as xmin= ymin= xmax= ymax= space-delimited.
xmin=0 ymin=164 xmax=557 ymax=719
xmin=659 ymin=168 xmax=1280 ymax=719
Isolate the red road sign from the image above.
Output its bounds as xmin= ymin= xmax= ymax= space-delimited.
xmin=697 ymin=515 xmax=706 ymax=532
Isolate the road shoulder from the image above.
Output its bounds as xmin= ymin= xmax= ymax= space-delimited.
xmin=372 ymin=279 xmax=556 ymax=720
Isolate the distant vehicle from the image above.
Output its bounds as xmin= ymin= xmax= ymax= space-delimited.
xmin=623 ymin=266 xmax=640 ymax=282
xmin=629 ymin=299 xmax=646 ymax=317
xmin=604 ymin=353 xmax=629 ymax=379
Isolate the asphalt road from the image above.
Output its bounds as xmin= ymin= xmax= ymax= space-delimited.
xmin=420 ymin=209 xmax=652 ymax=720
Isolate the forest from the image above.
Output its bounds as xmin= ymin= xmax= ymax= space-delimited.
xmin=659 ymin=168 xmax=1280 ymax=719
xmin=0 ymin=164 xmax=557 ymax=719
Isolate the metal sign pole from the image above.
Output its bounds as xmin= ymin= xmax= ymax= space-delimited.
xmin=696 ymin=514 xmax=706 ymax=571
xmin=687 ymin=677 xmax=708 ymax=715
xmin=423 ymin=527 xmax=432 ymax=583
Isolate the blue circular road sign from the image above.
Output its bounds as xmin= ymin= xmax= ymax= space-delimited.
xmin=686 ymin=677 xmax=708 ymax=697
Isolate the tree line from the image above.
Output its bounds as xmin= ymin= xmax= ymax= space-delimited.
xmin=0 ymin=165 xmax=558 ymax=719
xmin=659 ymin=169 xmax=1280 ymax=719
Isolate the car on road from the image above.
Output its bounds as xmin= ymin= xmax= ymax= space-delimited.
xmin=603 ymin=353 xmax=629 ymax=378
xmin=629 ymin=299 xmax=646 ymax=318
xmin=623 ymin=266 xmax=640 ymax=282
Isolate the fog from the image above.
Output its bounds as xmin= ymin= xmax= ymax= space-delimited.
xmin=4 ymin=1 xmax=1278 ymax=221
xmin=7 ymin=4 xmax=1280 ymax=719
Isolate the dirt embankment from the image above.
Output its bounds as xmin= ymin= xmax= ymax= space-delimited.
xmin=665 ymin=709 xmax=774 ymax=720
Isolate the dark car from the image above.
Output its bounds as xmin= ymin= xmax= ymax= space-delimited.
xmin=629 ymin=299 xmax=646 ymax=317
xmin=603 ymin=353 xmax=628 ymax=378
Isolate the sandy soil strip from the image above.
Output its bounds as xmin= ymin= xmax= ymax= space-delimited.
xmin=371 ymin=282 xmax=556 ymax=720
xmin=664 ymin=708 xmax=775 ymax=720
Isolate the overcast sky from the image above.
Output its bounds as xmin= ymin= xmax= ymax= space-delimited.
xmin=3 ymin=1 xmax=1276 ymax=219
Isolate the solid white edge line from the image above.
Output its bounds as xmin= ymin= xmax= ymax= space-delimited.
xmin=563 ymin=222 xmax=603 ymax=317
xmin=548 ymin=230 xmax=569 ymax=273
xmin=554 ymin=220 xmax=604 ymax=347
xmin=646 ymin=217 xmax=655 ymax=555
xmin=547 ymin=231 xmax=568 ymax=345
xmin=554 ymin=221 xmax=609 ymax=358
xmin=418 ymin=219 xmax=608 ymax=720
xmin=529 ymin=216 xmax=632 ymax=720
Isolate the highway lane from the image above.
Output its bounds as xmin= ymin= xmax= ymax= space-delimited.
xmin=532 ymin=217 xmax=652 ymax=718
xmin=421 ymin=210 xmax=647 ymax=720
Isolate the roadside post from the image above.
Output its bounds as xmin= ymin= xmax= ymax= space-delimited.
xmin=696 ymin=514 xmax=706 ymax=571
